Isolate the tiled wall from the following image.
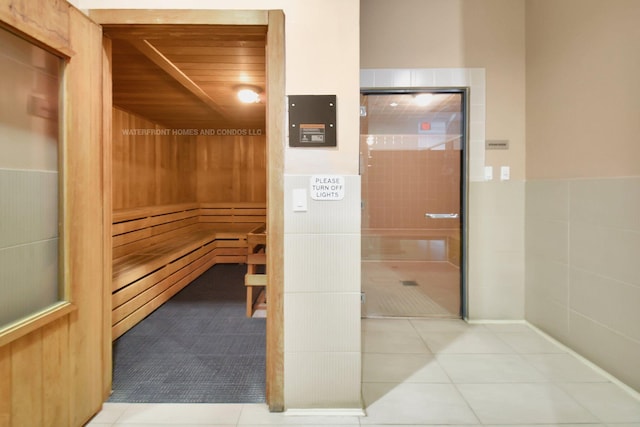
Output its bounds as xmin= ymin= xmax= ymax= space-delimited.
xmin=526 ymin=177 xmax=640 ymax=391
xmin=283 ymin=174 xmax=362 ymax=409
xmin=469 ymin=181 xmax=525 ymax=319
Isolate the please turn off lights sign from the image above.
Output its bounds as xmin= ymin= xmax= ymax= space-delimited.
xmin=310 ymin=175 xmax=345 ymax=201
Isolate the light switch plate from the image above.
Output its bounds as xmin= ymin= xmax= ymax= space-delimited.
xmin=500 ymin=166 xmax=510 ymax=181
xmin=292 ymin=188 xmax=307 ymax=212
xmin=484 ymin=166 xmax=493 ymax=181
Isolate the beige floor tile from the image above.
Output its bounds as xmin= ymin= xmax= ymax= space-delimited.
xmin=410 ymin=318 xmax=487 ymax=333
xmin=114 ymin=403 xmax=242 ymax=425
xmin=436 ymin=354 xmax=547 ymax=383
xmin=362 ymin=329 xmax=431 ymax=354
xmin=496 ymin=330 xmax=566 ymax=354
xmin=361 ymin=318 xmax=415 ymax=332
xmin=86 ymin=403 xmax=130 ymax=425
xmin=457 ymin=383 xmax=599 ymax=424
xmin=522 ymin=353 xmax=609 ymax=383
xmin=559 ymin=383 xmax=640 ymax=423
xmin=362 ymin=353 xmax=450 ymax=383
xmin=417 ymin=330 xmax=515 ymax=354
xmin=361 ymin=383 xmax=479 ymax=425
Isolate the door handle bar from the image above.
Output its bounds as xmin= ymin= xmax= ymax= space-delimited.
xmin=425 ymin=213 xmax=459 ymax=219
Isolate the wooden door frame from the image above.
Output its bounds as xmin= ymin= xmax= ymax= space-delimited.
xmin=91 ymin=9 xmax=285 ymax=411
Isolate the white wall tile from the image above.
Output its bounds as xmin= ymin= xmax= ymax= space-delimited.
xmin=450 ymin=68 xmax=469 ymax=86
xmin=470 ymin=104 xmax=486 ymax=123
xmin=410 ymin=69 xmax=435 ymax=87
xmin=574 ymin=224 xmax=640 ymax=288
xmin=469 ymin=283 xmax=524 ymax=319
xmin=360 ymin=69 xmax=375 ymax=88
xmin=570 ymin=267 xmax=640 ymax=342
xmin=284 ymin=292 xmax=361 ymax=353
xmin=284 ymin=175 xmax=361 ymax=234
xmin=525 ymin=256 xmax=568 ymax=305
xmin=568 ymin=311 xmax=640 ymax=392
xmin=525 ymin=290 xmax=570 ymax=343
xmin=284 ymin=351 xmax=361 ymax=409
xmin=570 ymin=177 xmax=640 ymax=231
xmin=434 ymin=68 xmax=453 ymax=86
xmin=526 ymin=180 xmax=569 ymax=221
xmin=373 ymin=68 xmax=410 ymax=87
xmin=525 ymin=217 xmax=569 ymax=264
xmin=284 ymin=233 xmax=360 ymax=293
xmin=469 ymin=82 xmax=486 ymax=106
xmin=527 ymin=176 xmax=640 ymax=392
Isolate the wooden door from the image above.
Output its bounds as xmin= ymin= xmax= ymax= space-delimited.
xmin=0 ymin=2 xmax=108 ymax=426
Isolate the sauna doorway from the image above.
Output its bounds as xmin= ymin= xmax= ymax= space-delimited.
xmin=360 ymin=90 xmax=466 ymax=318
xmin=94 ymin=10 xmax=285 ymax=410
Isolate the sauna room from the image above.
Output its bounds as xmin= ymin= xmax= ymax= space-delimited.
xmin=104 ymin=24 xmax=268 ymax=403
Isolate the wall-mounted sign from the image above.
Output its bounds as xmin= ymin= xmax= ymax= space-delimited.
xmin=486 ymin=139 xmax=509 ymax=150
xmin=310 ymin=175 xmax=345 ymax=200
xmin=289 ymin=95 xmax=337 ymax=147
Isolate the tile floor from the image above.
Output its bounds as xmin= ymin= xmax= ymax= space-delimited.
xmin=87 ymin=318 xmax=640 ymax=426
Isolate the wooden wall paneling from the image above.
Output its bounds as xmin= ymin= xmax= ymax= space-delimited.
xmin=196 ymin=134 xmax=266 ymax=203
xmin=11 ymin=331 xmax=43 ymax=427
xmin=112 ymin=108 xmax=124 ymax=209
xmin=0 ymin=0 xmax=71 ymax=57
xmin=102 ymin=35 xmax=114 ymax=401
xmin=112 ymin=107 xmax=198 ymax=209
xmin=66 ymin=7 xmax=105 ymax=426
xmin=41 ymin=317 xmax=70 ymax=426
xmin=0 ymin=345 xmax=9 ymax=426
xmin=266 ymin=9 xmax=285 ymax=412
xmin=0 ymin=2 xmax=106 ymax=426
xmin=197 ymin=135 xmax=229 ymax=202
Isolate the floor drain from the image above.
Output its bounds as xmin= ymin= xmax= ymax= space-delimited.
xmin=401 ymin=280 xmax=418 ymax=286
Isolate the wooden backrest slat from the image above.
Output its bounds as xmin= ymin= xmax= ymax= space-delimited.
xmin=113 ymin=203 xmax=199 ymax=223
xmin=199 ymin=202 xmax=265 ymax=209
xmin=112 ymin=202 xmax=266 ymax=259
xmin=113 ymin=223 xmax=201 ymax=259
xmin=199 ymin=208 xmax=266 ymax=215
xmin=113 ymin=217 xmax=197 ymax=248
xmin=150 ymin=216 xmax=199 ymax=237
xmin=113 ymin=227 xmax=153 ymax=249
xmin=146 ymin=209 xmax=199 ymax=228
xmin=199 ymin=215 xmax=266 ymax=223
xmin=113 ymin=217 xmax=153 ymax=236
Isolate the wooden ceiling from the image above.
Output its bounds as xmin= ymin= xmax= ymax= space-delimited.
xmin=104 ymin=24 xmax=267 ymax=130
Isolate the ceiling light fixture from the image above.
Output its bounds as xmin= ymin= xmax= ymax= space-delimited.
xmin=390 ymin=102 xmax=399 ymax=107
xmin=236 ymin=86 xmax=262 ymax=104
xmin=414 ymin=93 xmax=434 ymax=107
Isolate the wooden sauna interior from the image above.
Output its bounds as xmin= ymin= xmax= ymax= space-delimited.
xmin=106 ymin=25 xmax=267 ymax=208
xmin=105 ymin=24 xmax=269 ymax=336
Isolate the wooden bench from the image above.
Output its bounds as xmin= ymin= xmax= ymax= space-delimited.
xmin=111 ymin=202 xmax=265 ymax=340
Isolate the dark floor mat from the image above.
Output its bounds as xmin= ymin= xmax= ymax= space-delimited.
xmin=109 ymin=264 xmax=266 ymax=403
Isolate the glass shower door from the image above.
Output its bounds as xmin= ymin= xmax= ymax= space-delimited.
xmin=360 ymin=91 xmax=463 ymax=318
